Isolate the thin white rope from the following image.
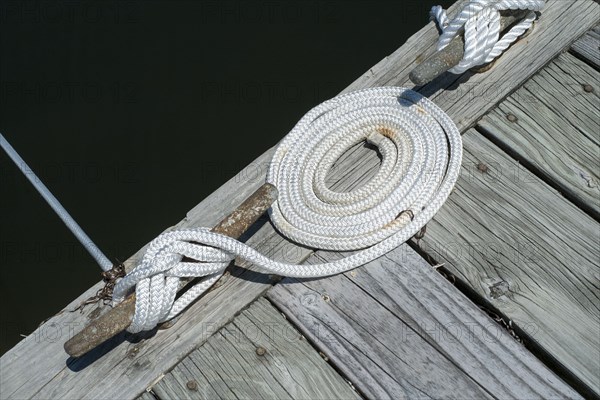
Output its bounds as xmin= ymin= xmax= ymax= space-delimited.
xmin=431 ymin=0 xmax=545 ymax=74
xmin=113 ymin=87 xmax=462 ymax=333
xmin=0 ymin=133 xmax=113 ymax=271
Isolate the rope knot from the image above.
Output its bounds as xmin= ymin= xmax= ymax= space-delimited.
xmin=431 ymin=0 xmax=545 ymax=74
xmin=113 ymin=228 xmax=234 ymax=333
xmin=113 ymin=87 xmax=463 ymax=333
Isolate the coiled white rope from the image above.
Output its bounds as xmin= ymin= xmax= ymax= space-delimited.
xmin=113 ymin=87 xmax=462 ymax=333
xmin=431 ymin=0 xmax=545 ymax=74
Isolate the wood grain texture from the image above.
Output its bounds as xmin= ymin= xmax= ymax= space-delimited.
xmin=416 ymin=129 xmax=600 ymax=394
xmin=1 ymin=0 xmax=598 ymax=398
xmin=267 ymin=247 xmax=581 ymax=400
xmin=478 ymin=52 xmax=600 ymax=219
xmin=147 ymin=298 xmax=360 ymax=400
xmin=571 ymin=24 xmax=600 ymax=68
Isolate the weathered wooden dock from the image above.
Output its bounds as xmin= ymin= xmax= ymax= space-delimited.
xmin=1 ymin=1 xmax=598 ymax=399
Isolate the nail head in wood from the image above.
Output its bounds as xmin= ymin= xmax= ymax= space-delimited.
xmin=256 ymin=346 xmax=267 ymax=356
xmin=186 ymin=380 xmax=198 ymax=391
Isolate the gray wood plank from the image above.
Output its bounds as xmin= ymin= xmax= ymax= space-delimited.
xmin=267 ymin=247 xmax=581 ymax=400
xmin=416 ymin=129 xmax=600 ymax=394
xmin=571 ymin=25 xmax=600 ymax=68
xmin=1 ymin=0 xmax=598 ymax=398
xmin=478 ymin=52 xmax=600 ymax=219
xmin=148 ymin=298 xmax=360 ymax=400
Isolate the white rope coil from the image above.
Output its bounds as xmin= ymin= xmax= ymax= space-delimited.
xmin=431 ymin=0 xmax=545 ymax=74
xmin=113 ymin=87 xmax=462 ymax=333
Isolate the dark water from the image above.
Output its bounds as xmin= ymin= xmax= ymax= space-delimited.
xmin=0 ymin=0 xmax=452 ymax=355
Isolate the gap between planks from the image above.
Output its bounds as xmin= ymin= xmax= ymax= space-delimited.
xmin=570 ymin=24 xmax=600 ymax=69
xmin=145 ymin=298 xmax=361 ymax=400
xmin=477 ymin=52 xmax=599 ymax=220
xmin=267 ymin=246 xmax=581 ymax=399
xmin=415 ymin=128 xmax=599 ymax=396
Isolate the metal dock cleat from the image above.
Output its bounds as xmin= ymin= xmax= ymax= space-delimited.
xmin=410 ymin=10 xmax=535 ymax=85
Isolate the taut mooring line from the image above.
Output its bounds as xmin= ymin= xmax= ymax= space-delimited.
xmin=0 ymin=133 xmax=113 ymax=271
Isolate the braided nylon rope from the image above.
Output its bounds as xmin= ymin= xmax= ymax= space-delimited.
xmin=113 ymin=87 xmax=462 ymax=333
xmin=431 ymin=0 xmax=545 ymax=74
